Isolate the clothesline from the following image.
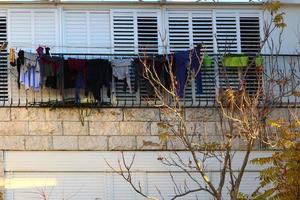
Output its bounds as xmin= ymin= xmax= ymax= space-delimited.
xmin=9 ymin=43 xmax=205 ymax=50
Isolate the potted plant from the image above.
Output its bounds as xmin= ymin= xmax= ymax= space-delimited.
xmin=222 ymin=54 xmax=249 ymax=68
xmin=255 ymin=55 xmax=264 ymax=67
xmin=203 ymin=53 xmax=213 ymax=68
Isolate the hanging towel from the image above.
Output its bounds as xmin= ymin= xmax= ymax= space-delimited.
xmin=111 ymin=59 xmax=132 ymax=93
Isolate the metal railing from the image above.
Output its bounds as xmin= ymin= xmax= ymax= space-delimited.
xmin=2 ymin=53 xmax=300 ymax=108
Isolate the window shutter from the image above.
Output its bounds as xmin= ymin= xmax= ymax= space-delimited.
xmin=192 ymin=12 xmax=214 ymax=53
xmin=240 ymin=15 xmax=261 ymax=96
xmin=216 ymin=12 xmax=240 ymax=91
xmin=112 ymin=10 xmax=160 ymax=104
xmin=192 ymin=11 xmax=215 ymax=103
xmin=9 ymin=10 xmax=32 ymax=48
xmin=137 ymin=15 xmax=158 ymax=54
xmin=167 ymin=12 xmax=190 ymax=52
xmin=112 ymin=11 xmax=135 ymax=54
xmin=0 ymin=13 xmax=7 ymax=101
xmin=89 ymin=11 xmax=110 ymax=54
xmin=215 ymin=12 xmax=238 ymax=53
xmin=34 ymin=11 xmax=57 ymax=50
xmin=64 ymin=11 xmax=88 ymax=53
xmin=240 ymin=16 xmax=260 ymax=54
xmin=64 ymin=10 xmax=110 ymax=53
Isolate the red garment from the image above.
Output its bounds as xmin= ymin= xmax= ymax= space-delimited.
xmin=67 ymin=58 xmax=87 ymax=81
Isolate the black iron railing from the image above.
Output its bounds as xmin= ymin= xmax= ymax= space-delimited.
xmin=1 ymin=53 xmax=300 ymax=108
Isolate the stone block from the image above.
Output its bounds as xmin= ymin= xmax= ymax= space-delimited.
xmin=45 ymin=108 xmax=80 ymax=121
xmin=159 ymin=108 xmax=180 ymax=121
xmin=89 ymin=122 xmax=120 ymax=135
xmin=0 ymin=122 xmax=28 ymax=135
xmin=108 ymin=136 xmax=136 ymax=150
xmin=136 ymin=136 xmax=166 ymax=150
xmin=87 ymin=109 xmax=123 ymax=121
xmin=123 ymin=108 xmax=160 ymax=121
xmin=119 ymin=122 xmax=150 ymax=135
xmin=185 ymin=122 xmax=216 ymax=136
xmin=150 ymin=122 xmax=177 ymax=135
xmin=28 ymin=108 xmax=46 ymax=121
xmin=53 ymin=136 xmax=78 ymax=150
xmin=11 ymin=108 xmax=28 ymax=121
xmin=63 ymin=122 xmax=88 ymax=135
xmin=79 ymin=136 xmax=108 ymax=150
xmin=185 ymin=108 xmax=217 ymax=122
xmin=29 ymin=122 xmax=62 ymax=135
xmin=167 ymin=136 xmax=187 ymax=150
xmin=0 ymin=136 xmax=25 ymax=150
xmin=25 ymin=136 xmax=52 ymax=150
xmin=0 ymin=108 xmax=10 ymax=121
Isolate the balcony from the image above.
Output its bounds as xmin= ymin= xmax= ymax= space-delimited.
xmin=2 ymin=53 xmax=300 ymax=108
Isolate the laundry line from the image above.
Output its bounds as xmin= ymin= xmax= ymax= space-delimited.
xmin=8 ymin=42 xmax=200 ymax=50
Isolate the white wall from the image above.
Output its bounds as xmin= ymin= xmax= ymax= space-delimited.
xmin=263 ymin=4 xmax=300 ymax=54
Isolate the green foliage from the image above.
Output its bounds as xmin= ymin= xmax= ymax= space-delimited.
xmin=252 ymin=119 xmax=300 ymax=200
xmin=264 ymin=0 xmax=286 ymax=29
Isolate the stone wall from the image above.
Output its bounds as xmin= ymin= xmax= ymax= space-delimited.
xmin=0 ymin=107 xmax=291 ymax=151
xmin=0 ymin=107 xmax=222 ymax=151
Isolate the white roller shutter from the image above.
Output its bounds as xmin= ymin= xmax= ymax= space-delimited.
xmin=4 ymin=151 xmax=270 ymax=200
xmin=5 ymin=172 xmax=109 ymax=200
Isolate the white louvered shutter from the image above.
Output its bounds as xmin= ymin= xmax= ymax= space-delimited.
xmin=112 ymin=10 xmax=160 ymax=105
xmin=89 ymin=11 xmax=111 ymax=54
xmin=111 ymin=11 xmax=136 ymax=105
xmin=34 ymin=10 xmax=58 ymax=51
xmin=9 ymin=9 xmax=59 ymax=104
xmin=64 ymin=11 xmax=88 ymax=53
xmin=64 ymin=10 xmax=110 ymax=54
xmin=0 ymin=11 xmax=7 ymax=101
xmin=167 ymin=10 xmax=216 ymax=103
xmin=137 ymin=15 xmax=159 ymax=54
xmin=215 ymin=12 xmax=238 ymax=53
xmin=112 ymin=11 xmax=135 ymax=55
xmin=9 ymin=10 xmax=32 ymax=49
xmin=10 ymin=10 xmax=58 ymax=50
xmin=192 ymin=11 xmax=215 ymax=103
xmin=240 ymin=15 xmax=261 ymax=96
xmin=216 ymin=12 xmax=240 ymax=91
xmin=167 ymin=12 xmax=190 ymax=52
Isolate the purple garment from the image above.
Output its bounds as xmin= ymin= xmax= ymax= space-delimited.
xmin=174 ymin=49 xmax=203 ymax=97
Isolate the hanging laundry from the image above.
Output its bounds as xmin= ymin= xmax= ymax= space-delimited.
xmin=174 ymin=48 xmax=203 ymax=98
xmin=67 ymin=58 xmax=87 ymax=103
xmin=19 ymin=52 xmax=40 ymax=91
xmin=16 ymin=50 xmax=24 ymax=89
xmin=133 ymin=55 xmax=173 ymax=96
xmin=9 ymin=48 xmax=16 ymax=66
xmin=111 ymin=59 xmax=132 ymax=93
xmin=85 ymin=59 xmax=112 ymax=102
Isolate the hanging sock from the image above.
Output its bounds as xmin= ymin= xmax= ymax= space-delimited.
xmin=9 ymin=48 xmax=16 ymax=66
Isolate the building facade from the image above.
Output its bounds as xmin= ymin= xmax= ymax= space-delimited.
xmin=0 ymin=0 xmax=299 ymax=199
